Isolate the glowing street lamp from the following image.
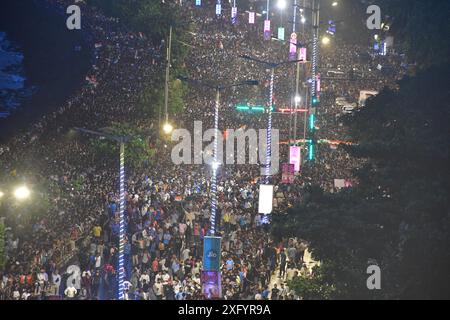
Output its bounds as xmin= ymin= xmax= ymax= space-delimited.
xmin=277 ymin=0 xmax=287 ymax=10
xmin=332 ymin=1 xmax=338 ymax=7
xmin=321 ymin=36 xmax=331 ymax=45
xmin=0 ymin=191 xmax=4 ymax=198
xmin=14 ymin=186 xmax=30 ymax=200
xmin=163 ymin=122 xmax=174 ymax=135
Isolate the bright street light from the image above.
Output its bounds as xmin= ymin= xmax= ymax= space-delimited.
xmin=321 ymin=36 xmax=331 ymax=45
xmin=295 ymin=95 xmax=301 ymax=104
xmin=301 ymin=16 xmax=306 ymax=24
xmin=332 ymin=1 xmax=338 ymax=7
xmin=163 ymin=122 xmax=174 ymax=135
xmin=14 ymin=186 xmax=30 ymax=200
xmin=277 ymin=0 xmax=287 ymax=10
xmin=0 ymin=191 xmax=4 ymax=198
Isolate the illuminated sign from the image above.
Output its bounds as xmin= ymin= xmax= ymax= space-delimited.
xmin=249 ymin=12 xmax=255 ymax=24
xmin=202 ymin=271 xmax=222 ymax=299
xmin=289 ymin=32 xmax=297 ymax=60
xmin=203 ymin=236 xmax=221 ymax=271
xmin=282 ymin=163 xmax=295 ymax=183
xmin=264 ymin=20 xmax=271 ymax=40
xmin=289 ymin=146 xmax=301 ymax=172
xmin=299 ymin=47 xmax=307 ymax=62
xmin=258 ymin=184 xmax=274 ymax=214
xmin=216 ymin=4 xmax=221 ymax=16
xmin=196 ymin=0 xmax=201 ymax=6
xmin=278 ymin=27 xmax=285 ymax=41
xmin=231 ymin=7 xmax=237 ymax=24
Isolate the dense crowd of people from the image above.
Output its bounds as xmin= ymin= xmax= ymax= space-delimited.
xmin=0 ymin=0 xmax=406 ymax=300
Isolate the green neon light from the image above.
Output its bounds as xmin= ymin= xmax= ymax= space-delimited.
xmin=309 ymin=114 xmax=315 ymax=130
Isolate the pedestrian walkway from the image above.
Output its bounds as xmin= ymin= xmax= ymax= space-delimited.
xmin=268 ymin=248 xmax=320 ymax=299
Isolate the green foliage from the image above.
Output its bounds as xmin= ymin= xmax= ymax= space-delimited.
xmin=89 ymin=123 xmax=156 ymax=168
xmin=139 ymin=77 xmax=187 ymax=118
xmin=273 ymin=65 xmax=450 ymax=299
xmin=288 ymin=265 xmax=337 ymax=300
xmin=378 ymin=0 xmax=450 ymax=69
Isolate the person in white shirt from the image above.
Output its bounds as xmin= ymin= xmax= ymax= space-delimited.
xmin=153 ymin=280 xmax=164 ymax=300
xmin=64 ymin=285 xmax=77 ymax=299
xmin=139 ymin=272 xmax=150 ymax=286
xmin=21 ymin=290 xmax=31 ymax=300
xmin=52 ymin=271 xmax=61 ymax=295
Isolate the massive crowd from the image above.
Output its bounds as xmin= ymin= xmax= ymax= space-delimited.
xmin=0 ymin=0 xmax=406 ymax=300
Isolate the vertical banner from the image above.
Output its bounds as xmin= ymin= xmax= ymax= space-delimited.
xmin=316 ymin=74 xmax=321 ymax=93
xmin=289 ymin=32 xmax=297 ymax=60
xmin=249 ymin=12 xmax=255 ymax=24
xmin=196 ymin=0 xmax=201 ymax=6
xmin=216 ymin=3 xmax=222 ymax=16
xmin=289 ymin=146 xmax=301 ymax=172
xmin=264 ymin=20 xmax=271 ymax=40
xmin=278 ymin=27 xmax=285 ymax=41
xmin=202 ymin=271 xmax=222 ymax=299
xmin=282 ymin=164 xmax=295 ymax=184
xmin=258 ymin=184 xmax=274 ymax=214
xmin=299 ymin=47 xmax=307 ymax=62
xmin=231 ymin=7 xmax=237 ymax=24
xmin=203 ymin=236 xmax=221 ymax=271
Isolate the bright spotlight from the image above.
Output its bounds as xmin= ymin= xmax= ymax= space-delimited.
xmin=332 ymin=2 xmax=338 ymax=7
xmin=295 ymin=95 xmax=301 ymax=104
xmin=277 ymin=0 xmax=287 ymax=10
xmin=301 ymin=16 xmax=306 ymax=24
xmin=321 ymin=36 xmax=331 ymax=45
xmin=0 ymin=191 xmax=4 ymax=198
xmin=163 ymin=123 xmax=174 ymax=135
xmin=14 ymin=186 xmax=30 ymax=200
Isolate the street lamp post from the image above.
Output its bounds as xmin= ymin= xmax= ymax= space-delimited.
xmin=179 ymin=77 xmax=258 ymax=299
xmin=73 ymin=127 xmax=130 ymax=300
xmin=240 ymin=55 xmax=303 ymax=184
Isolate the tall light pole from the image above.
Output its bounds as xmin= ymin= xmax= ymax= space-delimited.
xmin=179 ymin=77 xmax=258 ymax=299
xmin=163 ymin=26 xmax=174 ymax=134
xmin=73 ymin=127 xmax=130 ymax=300
xmin=240 ymin=55 xmax=303 ymax=184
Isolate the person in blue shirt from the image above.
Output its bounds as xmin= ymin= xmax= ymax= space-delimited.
xmin=262 ymin=286 xmax=270 ymax=300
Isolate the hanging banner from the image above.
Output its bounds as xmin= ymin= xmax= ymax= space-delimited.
xmin=289 ymin=32 xmax=297 ymax=60
xmin=231 ymin=7 xmax=237 ymax=24
xmin=289 ymin=146 xmax=301 ymax=172
xmin=264 ymin=20 xmax=271 ymax=40
xmin=216 ymin=3 xmax=222 ymax=16
xmin=249 ymin=12 xmax=255 ymax=24
xmin=278 ymin=27 xmax=285 ymax=41
xmin=299 ymin=47 xmax=307 ymax=62
xmin=282 ymin=163 xmax=295 ymax=184
xmin=203 ymin=236 xmax=221 ymax=271
xmin=202 ymin=271 xmax=222 ymax=299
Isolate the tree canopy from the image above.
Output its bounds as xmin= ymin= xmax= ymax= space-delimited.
xmin=273 ymin=65 xmax=450 ymax=299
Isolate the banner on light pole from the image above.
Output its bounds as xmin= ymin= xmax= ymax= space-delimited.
xmin=264 ymin=20 xmax=271 ymax=40
xmin=249 ymin=12 xmax=255 ymax=24
xmin=289 ymin=32 xmax=297 ymax=60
